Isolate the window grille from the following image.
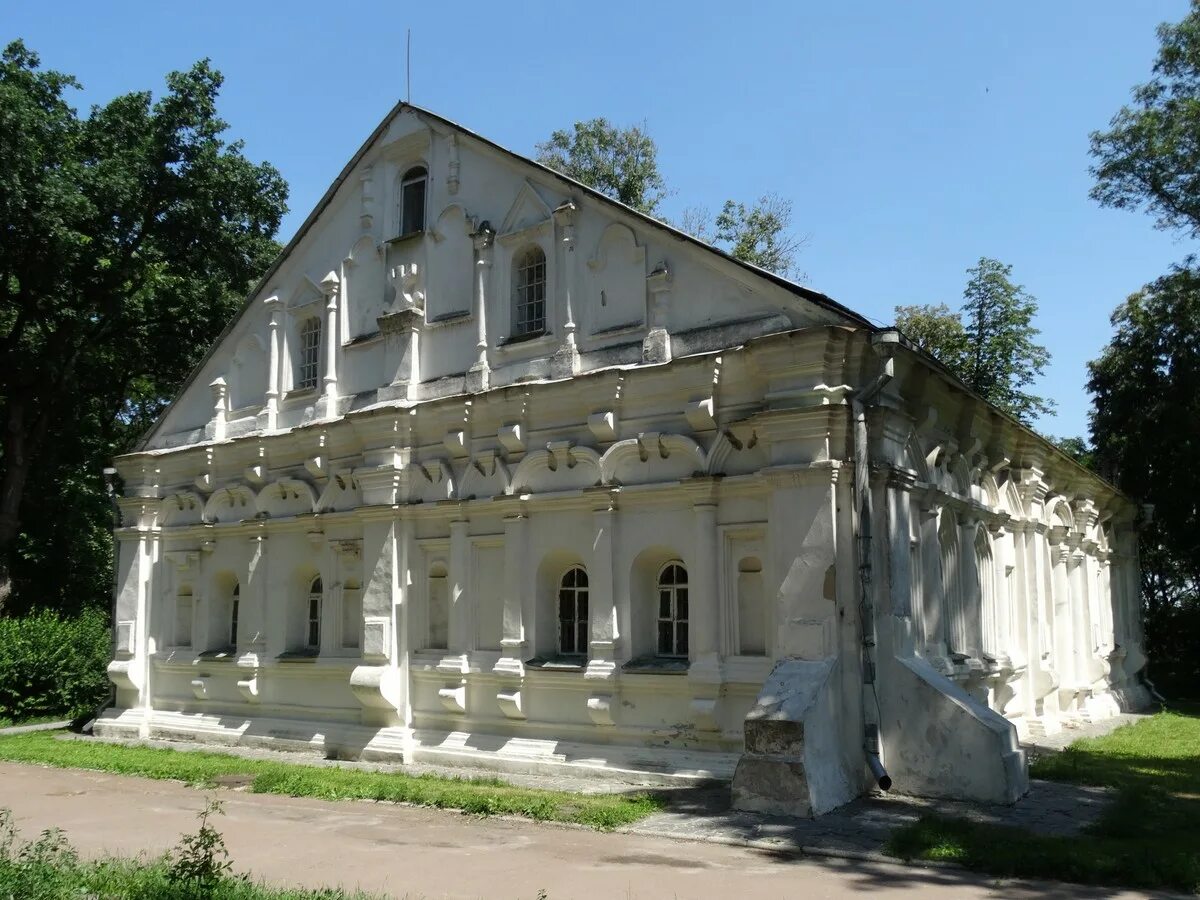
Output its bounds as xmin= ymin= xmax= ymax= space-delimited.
xmin=297 ymin=317 xmax=321 ymax=390
xmin=513 ymin=246 xmax=547 ymax=336
xmin=306 ymin=577 xmax=322 ymax=650
xmin=656 ymin=563 xmax=689 ymax=657
xmin=557 ymin=566 xmax=589 ymax=656
xmin=399 ymin=166 xmax=427 ymax=236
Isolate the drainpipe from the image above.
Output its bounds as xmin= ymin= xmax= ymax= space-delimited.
xmin=851 ymin=329 xmax=900 ymax=790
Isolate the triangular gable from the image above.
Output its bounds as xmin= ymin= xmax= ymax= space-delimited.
xmin=137 ymin=101 xmax=872 ymax=451
xmin=497 ymin=180 xmax=554 ymax=239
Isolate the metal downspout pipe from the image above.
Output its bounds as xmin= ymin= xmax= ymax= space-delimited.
xmin=852 ymin=329 xmax=901 ymax=791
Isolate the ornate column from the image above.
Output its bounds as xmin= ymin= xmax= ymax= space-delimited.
xmin=260 ymin=296 xmax=282 ymax=431
xmin=318 ymin=270 xmax=339 ymax=418
xmin=585 ymin=491 xmax=619 ymax=726
xmin=496 ymin=512 xmax=529 ymax=676
xmin=207 ymin=377 xmax=227 ymax=442
xmin=468 ymin=223 xmax=494 ymax=393
xmin=957 ymin=513 xmax=983 ymax=661
xmin=688 ymin=493 xmax=722 ymax=731
xmin=448 ymin=516 xmax=473 ymax=656
xmin=642 ymin=264 xmax=672 ymax=364
xmin=551 ymin=201 xmax=579 ymax=378
xmin=886 ymin=469 xmax=918 ymax=657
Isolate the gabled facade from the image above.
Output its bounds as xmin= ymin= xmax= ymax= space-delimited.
xmin=100 ymin=104 xmax=1149 ymax=814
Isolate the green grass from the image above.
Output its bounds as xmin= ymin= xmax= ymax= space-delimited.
xmin=0 ymin=805 xmax=384 ymax=899
xmin=886 ymin=703 xmax=1200 ymax=894
xmin=0 ymin=731 xmax=662 ymax=830
xmin=0 ymin=854 xmax=385 ymax=900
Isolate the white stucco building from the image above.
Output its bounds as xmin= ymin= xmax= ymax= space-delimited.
xmin=99 ymin=104 xmax=1150 ymax=814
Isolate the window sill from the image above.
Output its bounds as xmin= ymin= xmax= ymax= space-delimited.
xmin=343 ymin=330 xmax=382 ymax=349
xmin=525 ymin=655 xmax=586 ymax=671
xmin=283 ymin=387 xmax=318 ymax=401
xmin=497 ymin=330 xmax=554 ymax=351
xmin=426 ymin=310 xmax=472 ymax=328
xmin=197 ymin=647 xmax=237 ymax=661
xmin=386 ymin=230 xmax=425 ymax=247
xmin=277 ymin=649 xmax=320 ymax=662
xmin=621 ymin=656 xmax=689 ymax=674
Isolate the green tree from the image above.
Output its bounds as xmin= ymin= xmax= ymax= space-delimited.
xmin=893 ymin=303 xmax=970 ymax=371
xmin=712 ymin=194 xmax=806 ymax=280
xmin=535 ymin=118 xmax=667 ymax=216
xmin=893 ymin=258 xmax=1053 ymax=424
xmin=1087 ymin=268 xmax=1200 ymax=696
xmin=0 ymin=41 xmax=288 ymax=611
xmin=537 ymin=121 xmax=806 ymax=277
xmin=1091 ymin=1 xmax=1200 ymax=237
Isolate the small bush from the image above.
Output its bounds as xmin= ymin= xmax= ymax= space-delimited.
xmin=0 ymin=608 xmax=110 ymax=722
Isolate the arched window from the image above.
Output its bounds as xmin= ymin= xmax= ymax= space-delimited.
xmin=558 ymin=567 xmax=589 ymax=656
xmin=297 ymin=317 xmax=321 ymax=390
xmin=398 ymin=166 xmax=427 ymax=236
xmin=513 ymin=246 xmax=547 ymax=337
xmin=657 ymin=563 xmax=689 ymax=658
xmin=230 ymin=582 xmax=240 ymax=648
xmin=306 ymin=576 xmax=322 ymax=651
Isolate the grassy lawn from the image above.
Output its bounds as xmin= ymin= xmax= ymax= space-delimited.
xmin=0 ymin=804 xmax=383 ymax=899
xmin=887 ymin=702 xmax=1200 ymax=894
xmin=0 ymin=731 xmax=661 ymax=830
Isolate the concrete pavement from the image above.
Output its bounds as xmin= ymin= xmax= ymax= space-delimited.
xmin=0 ymin=762 xmax=1168 ymax=899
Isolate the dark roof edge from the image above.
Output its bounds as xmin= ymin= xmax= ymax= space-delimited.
xmin=136 ymin=100 xmax=872 ymax=451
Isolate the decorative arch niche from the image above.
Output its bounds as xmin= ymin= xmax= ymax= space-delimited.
xmin=344 ymin=235 xmax=386 ymax=340
xmin=599 ymin=433 xmax=705 ymax=486
xmin=426 ymin=205 xmax=474 ymax=322
xmin=230 ymin=334 xmax=267 ymax=413
xmin=587 ymin=223 xmax=646 ymax=335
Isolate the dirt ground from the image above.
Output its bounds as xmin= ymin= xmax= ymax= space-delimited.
xmin=0 ymin=762 xmax=1165 ymax=899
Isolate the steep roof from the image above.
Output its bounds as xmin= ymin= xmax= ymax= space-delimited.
xmin=138 ymin=101 xmax=875 ymax=450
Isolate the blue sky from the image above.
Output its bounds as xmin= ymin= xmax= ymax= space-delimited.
xmin=6 ymin=1 xmax=1192 ymax=438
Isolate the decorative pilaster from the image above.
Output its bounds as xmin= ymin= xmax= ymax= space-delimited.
xmin=467 ymin=223 xmax=494 ymax=393
xmin=318 ymin=270 xmax=340 ymax=418
xmin=260 ymin=296 xmax=282 ymax=431
xmin=585 ymin=492 xmax=619 ymax=725
xmin=642 ymin=264 xmax=673 ymax=364
xmin=688 ymin=499 xmax=722 ymax=731
xmin=496 ymin=513 xmax=529 ymax=677
xmin=551 ymin=201 xmax=579 ymax=378
xmin=207 ymin=378 xmax=228 ymax=442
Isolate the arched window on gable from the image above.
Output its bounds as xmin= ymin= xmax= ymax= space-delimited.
xmin=398 ymin=166 xmax=427 ymax=237
xmin=297 ymin=317 xmax=322 ymax=391
xmin=306 ymin=576 xmax=323 ymax=651
xmin=657 ymin=563 xmax=689 ymax=658
xmin=557 ymin=566 xmax=589 ymax=656
xmin=512 ymin=245 xmax=547 ymax=337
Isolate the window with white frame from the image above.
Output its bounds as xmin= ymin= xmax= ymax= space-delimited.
xmin=398 ymin=166 xmax=427 ymax=236
xmin=306 ymin=576 xmax=322 ymax=651
xmin=230 ymin=582 xmax=240 ymax=648
xmin=512 ymin=245 xmax=547 ymax=337
xmin=557 ymin=566 xmax=589 ymax=656
xmin=297 ymin=317 xmax=321 ymax=390
xmin=656 ymin=562 xmax=689 ymax=658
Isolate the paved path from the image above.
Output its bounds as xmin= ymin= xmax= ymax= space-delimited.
xmin=0 ymin=762 xmax=1168 ymax=899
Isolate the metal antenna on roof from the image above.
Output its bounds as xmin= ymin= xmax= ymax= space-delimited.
xmin=406 ymin=29 xmax=412 ymax=103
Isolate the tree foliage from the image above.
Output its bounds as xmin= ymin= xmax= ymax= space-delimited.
xmin=1089 ymin=267 xmax=1200 ymax=610
xmin=1091 ymin=1 xmax=1200 ymax=237
xmin=0 ymin=41 xmax=288 ymax=612
xmin=534 ymin=118 xmax=667 ymax=216
xmin=537 ymin=120 xmax=805 ymax=277
xmin=894 ymin=258 xmax=1053 ymax=424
